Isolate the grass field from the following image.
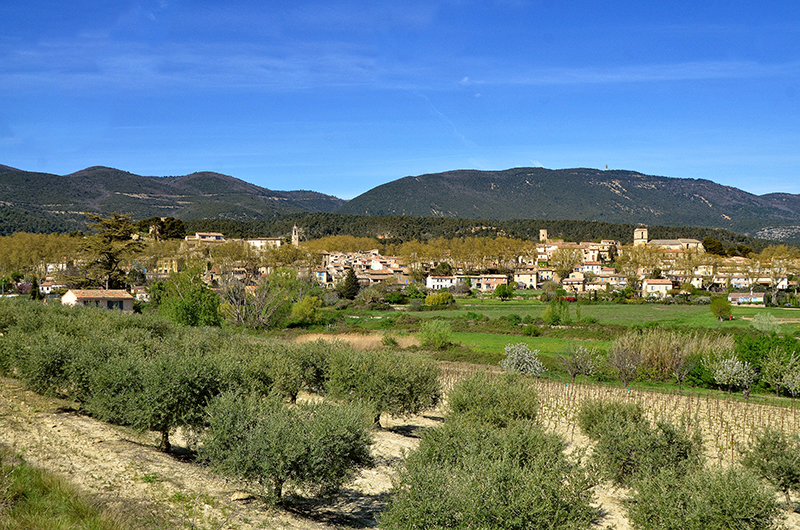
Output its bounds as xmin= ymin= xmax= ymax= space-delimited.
xmin=343 ymin=297 xmax=800 ymax=334
xmin=0 ymin=449 xmax=128 ymax=530
xmin=451 ymin=332 xmax=611 ymax=363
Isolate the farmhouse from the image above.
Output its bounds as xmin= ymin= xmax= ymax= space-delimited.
xmin=728 ymin=292 xmax=766 ymax=305
xmin=184 ymin=232 xmax=225 ymax=243
xmin=641 ymin=278 xmax=673 ymax=299
xmin=426 ymin=275 xmax=459 ymax=291
xmin=61 ymin=289 xmax=135 ymax=311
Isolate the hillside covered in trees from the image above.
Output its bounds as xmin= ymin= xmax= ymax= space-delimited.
xmin=0 ymin=165 xmax=345 ymax=235
xmin=336 ymin=167 xmax=800 ymax=243
xmin=185 ymin=213 xmax=773 ymax=252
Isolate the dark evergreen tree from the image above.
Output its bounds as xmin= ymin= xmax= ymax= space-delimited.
xmin=339 ymin=268 xmax=360 ymax=300
xmin=81 ymin=213 xmax=144 ymax=289
xmin=29 ymin=277 xmax=42 ymax=300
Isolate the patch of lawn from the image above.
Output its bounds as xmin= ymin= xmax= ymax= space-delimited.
xmin=0 ymin=449 xmax=129 ymax=530
xmin=451 ymin=332 xmax=611 ymax=367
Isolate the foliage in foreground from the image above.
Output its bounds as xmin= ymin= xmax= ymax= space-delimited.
xmin=446 ymin=372 xmax=538 ymax=428
xmin=627 ymin=466 xmax=783 ymax=530
xmin=742 ymin=427 xmax=800 ymax=511
xmin=326 ymin=347 xmax=440 ymax=426
xmin=577 ymin=399 xmax=703 ymax=487
xmin=380 ymin=419 xmax=597 ymax=530
xmin=201 ymin=393 xmax=374 ymax=502
xmin=0 ymin=449 xmax=129 ymax=530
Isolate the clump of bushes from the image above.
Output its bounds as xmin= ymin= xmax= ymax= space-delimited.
xmin=742 ymin=427 xmax=800 ymax=511
xmin=382 ymin=374 xmax=596 ymax=530
xmin=447 ymin=372 xmax=538 ymax=428
xmin=418 ymin=319 xmax=453 ymax=350
xmin=424 ymin=291 xmax=455 ymax=307
xmin=627 ymin=466 xmax=782 ymax=530
xmin=202 ymin=393 xmax=374 ymax=502
xmin=325 ymin=347 xmax=441 ymax=427
xmin=578 ymin=399 xmax=702 ymax=487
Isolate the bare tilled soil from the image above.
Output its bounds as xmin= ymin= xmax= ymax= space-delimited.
xmin=2 ymin=375 xmax=798 ymax=529
xmin=0 ymin=377 xmax=439 ymax=529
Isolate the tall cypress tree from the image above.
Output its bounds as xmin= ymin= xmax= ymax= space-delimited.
xmin=340 ymin=268 xmax=361 ymax=300
xmin=29 ymin=277 xmax=41 ymax=300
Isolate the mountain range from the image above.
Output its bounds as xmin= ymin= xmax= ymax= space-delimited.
xmin=339 ymin=167 xmax=800 ymax=242
xmin=0 ymin=165 xmax=344 ymax=234
xmin=2 ymin=164 xmax=800 ymax=244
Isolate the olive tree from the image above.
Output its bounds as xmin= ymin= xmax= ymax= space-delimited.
xmin=132 ymin=348 xmax=221 ymax=452
xmin=381 ymin=419 xmax=597 ymax=530
xmin=326 ymin=348 xmax=440 ymax=427
xmin=447 ymin=372 xmax=539 ymax=428
xmin=743 ymin=428 xmax=800 ymax=511
xmin=628 ymin=466 xmax=782 ymax=530
xmin=202 ymin=392 xmax=373 ymax=502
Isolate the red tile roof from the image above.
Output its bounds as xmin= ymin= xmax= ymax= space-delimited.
xmin=66 ymin=289 xmax=134 ymax=300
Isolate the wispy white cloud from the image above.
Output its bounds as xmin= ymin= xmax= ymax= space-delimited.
xmin=7 ymin=33 xmax=795 ymax=94
xmin=463 ymin=59 xmax=800 ymax=87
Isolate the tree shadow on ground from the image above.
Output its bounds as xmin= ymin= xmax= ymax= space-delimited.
xmin=283 ymin=490 xmax=391 ymax=528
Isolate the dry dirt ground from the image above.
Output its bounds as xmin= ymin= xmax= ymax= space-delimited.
xmin=1 ymin=374 xmax=799 ymax=529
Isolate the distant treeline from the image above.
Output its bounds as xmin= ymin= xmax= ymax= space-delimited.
xmin=184 ymin=213 xmax=775 ymax=251
xmin=0 ymin=206 xmax=85 ymax=236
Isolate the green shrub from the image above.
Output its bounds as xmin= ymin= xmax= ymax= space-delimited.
xmin=522 ymin=324 xmax=541 ymax=336
xmin=158 ymin=267 xmax=222 ymax=326
xmin=202 ymin=392 xmax=373 ymax=502
xmin=419 ymin=319 xmax=453 ymax=350
xmin=381 ymin=419 xmax=596 ymax=530
xmin=291 ymin=295 xmax=321 ymax=325
xmin=425 ymin=291 xmax=455 ymax=306
xmin=576 ymin=399 xmax=646 ymax=440
xmin=447 ymin=372 xmax=538 ymax=428
xmin=579 ymin=399 xmax=702 ymax=487
xmin=627 ymin=466 xmax=783 ymax=530
xmin=129 ymin=346 xmax=221 ymax=452
xmin=742 ymin=427 xmax=800 ymax=511
xmin=597 ymin=418 xmax=703 ymax=487
xmin=12 ymin=330 xmax=76 ymax=396
xmin=326 ymin=348 xmax=440 ymax=426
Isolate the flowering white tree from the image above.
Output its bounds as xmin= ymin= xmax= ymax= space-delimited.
xmin=783 ymin=354 xmax=800 ymax=402
xmin=559 ymin=345 xmax=600 ymax=383
xmin=500 ymin=343 xmax=546 ymax=377
xmin=705 ymin=356 xmax=757 ymax=397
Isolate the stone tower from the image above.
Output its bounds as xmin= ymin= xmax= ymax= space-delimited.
xmin=539 ymin=229 xmax=548 ymax=243
xmin=292 ymin=224 xmax=300 ymax=247
xmin=633 ymin=227 xmax=648 ymax=247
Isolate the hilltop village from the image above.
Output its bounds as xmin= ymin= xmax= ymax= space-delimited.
xmin=4 ymin=216 xmax=796 ymax=308
xmin=170 ymin=227 xmax=795 ymax=300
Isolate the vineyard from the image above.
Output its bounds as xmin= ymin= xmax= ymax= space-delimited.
xmin=1 ymin=297 xmax=800 ymax=529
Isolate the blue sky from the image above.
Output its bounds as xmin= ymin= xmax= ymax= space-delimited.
xmin=2 ymin=1 xmax=800 ymax=199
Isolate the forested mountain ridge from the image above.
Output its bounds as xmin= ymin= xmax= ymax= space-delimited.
xmin=0 ymin=165 xmax=345 ymax=234
xmin=336 ymin=167 xmax=800 ymax=242
xmin=184 ymin=213 xmax=773 ymax=253
xmin=3 ymin=164 xmax=800 ymax=245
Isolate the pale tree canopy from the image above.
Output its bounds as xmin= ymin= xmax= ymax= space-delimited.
xmin=550 ymin=247 xmax=584 ymax=280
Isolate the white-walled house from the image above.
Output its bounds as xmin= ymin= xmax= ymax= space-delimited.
xmin=641 ymin=278 xmax=673 ymax=299
xmin=427 ymin=275 xmax=458 ymax=290
xmin=61 ymin=289 xmax=135 ymax=311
